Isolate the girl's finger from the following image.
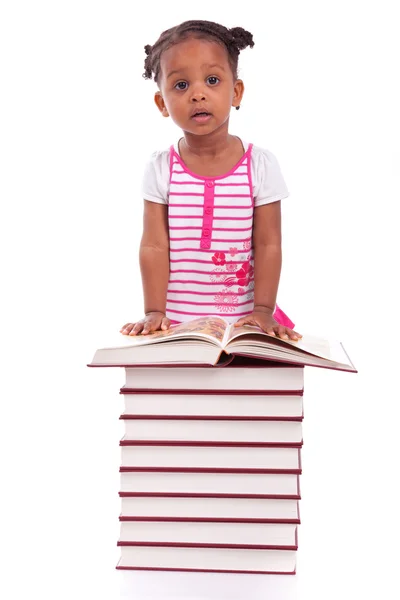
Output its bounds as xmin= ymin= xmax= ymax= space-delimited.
xmin=288 ymin=330 xmax=300 ymax=340
xmin=161 ymin=317 xmax=171 ymax=330
xmin=120 ymin=322 xmax=133 ymax=332
xmin=277 ymin=326 xmax=289 ymax=339
xmin=142 ymin=319 xmax=159 ymax=335
xmin=234 ymin=317 xmax=251 ymax=327
xmin=129 ymin=322 xmax=144 ymax=336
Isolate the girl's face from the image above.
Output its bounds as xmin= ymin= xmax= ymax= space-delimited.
xmin=155 ymin=37 xmax=244 ymax=137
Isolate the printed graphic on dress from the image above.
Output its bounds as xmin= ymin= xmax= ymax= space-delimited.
xmin=210 ymin=250 xmax=254 ymax=312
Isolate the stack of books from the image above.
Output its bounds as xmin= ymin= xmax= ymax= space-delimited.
xmin=89 ymin=316 xmax=356 ymax=575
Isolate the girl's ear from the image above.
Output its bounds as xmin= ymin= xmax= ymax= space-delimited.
xmin=232 ymin=79 xmax=245 ymax=110
xmin=154 ymin=92 xmax=169 ymax=117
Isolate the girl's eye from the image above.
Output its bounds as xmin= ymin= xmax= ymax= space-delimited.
xmin=207 ymin=76 xmax=220 ymax=85
xmin=175 ymin=81 xmax=188 ymax=90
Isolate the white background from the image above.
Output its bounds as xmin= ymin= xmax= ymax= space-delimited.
xmin=1 ymin=1 xmax=399 ymax=599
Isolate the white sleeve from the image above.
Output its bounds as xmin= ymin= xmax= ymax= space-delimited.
xmin=141 ymin=150 xmax=170 ymax=205
xmin=252 ymin=146 xmax=290 ymax=207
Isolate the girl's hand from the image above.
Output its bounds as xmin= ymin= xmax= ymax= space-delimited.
xmin=235 ymin=309 xmax=302 ymax=341
xmin=120 ymin=312 xmax=171 ymax=336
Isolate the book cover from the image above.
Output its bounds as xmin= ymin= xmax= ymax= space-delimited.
xmin=118 ymin=520 xmax=299 ymax=550
xmin=119 ymin=415 xmax=303 ymax=444
xmin=119 ymin=472 xmax=301 ymax=499
xmin=121 ymin=363 xmax=305 ymax=392
xmin=116 ymin=545 xmax=297 ymax=574
xmin=120 ymin=441 xmax=302 ymax=474
xmin=121 ymin=391 xmax=304 ymax=418
xmin=119 ymin=495 xmax=300 ymax=523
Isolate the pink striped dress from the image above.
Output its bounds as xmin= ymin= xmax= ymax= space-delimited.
xmin=143 ymin=142 xmax=294 ymax=328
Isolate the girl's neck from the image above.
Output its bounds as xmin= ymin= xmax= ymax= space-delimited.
xmin=177 ymin=132 xmax=245 ymax=178
xmin=180 ymin=128 xmax=239 ymax=160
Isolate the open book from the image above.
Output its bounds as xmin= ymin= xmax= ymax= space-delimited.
xmin=90 ymin=316 xmax=356 ymax=372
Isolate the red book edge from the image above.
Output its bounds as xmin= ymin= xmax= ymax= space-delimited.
xmin=117 ymin=541 xmax=298 ymax=551
xmin=120 ymin=388 xmax=304 ymax=396
xmin=88 ymin=363 xmax=212 ymax=368
xmin=120 ymin=447 xmax=302 ymax=475
xmin=231 ymin=350 xmax=357 ymax=373
xmin=118 ymin=527 xmax=299 ymax=552
xmin=118 ymin=516 xmax=301 ymax=525
xmin=120 ymin=439 xmax=303 ymax=448
xmin=119 ymin=414 xmax=303 ymax=422
xmin=119 ymin=475 xmax=301 ymax=498
xmin=116 ymin=565 xmax=296 ymax=575
xmin=119 ymin=491 xmax=301 ymax=500
xmin=120 ymin=466 xmax=302 ymax=474
xmin=88 ymin=352 xmax=356 ymax=372
xmin=119 ymin=439 xmax=303 ymax=448
xmin=88 ymin=362 xmax=305 ymax=369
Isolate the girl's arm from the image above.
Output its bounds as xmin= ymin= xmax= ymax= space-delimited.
xmin=140 ymin=200 xmax=170 ymax=313
xmin=234 ymin=201 xmax=300 ymax=340
xmin=120 ymin=200 xmax=170 ymax=335
xmin=253 ymin=201 xmax=282 ymax=313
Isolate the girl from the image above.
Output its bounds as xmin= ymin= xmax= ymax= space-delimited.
xmin=121 ymin=20 xmax=301 ymax=341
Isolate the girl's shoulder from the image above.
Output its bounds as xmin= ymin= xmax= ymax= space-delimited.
xmin=146 ymin=147 xmax=171 ymax=165
xmin=247 ymin=142 xmax=289 ymax=206
xmin=141 ymin=147 xmax=171 ymax=205
xmin=144 ymin=147 xmax=171 ymax=178
xmin=250 ymin=143 xmax=282 ymax=170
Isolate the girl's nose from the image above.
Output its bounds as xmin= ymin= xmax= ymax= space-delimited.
xmin=190 ymin=90 xmax=206 ymax=102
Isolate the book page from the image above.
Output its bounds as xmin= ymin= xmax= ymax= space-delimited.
xmin=226 ymin=324 xmax=333 ymax=358
xmin=226 ymin=325 xmax=354 ymax=368
xmin=101 ymin=316 xmax=229 ymax=350
xmin=272 ymin=333 xmax=354 ymax=366
xmin=225 ymin=323 xmax=270 ymax=344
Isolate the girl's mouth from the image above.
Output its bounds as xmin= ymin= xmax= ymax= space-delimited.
xmin=191 ymin=111 xmax=212 ymax=123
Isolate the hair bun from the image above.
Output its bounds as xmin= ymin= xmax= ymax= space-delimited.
xmin=229 ymin=27 xmax=254 ymax=50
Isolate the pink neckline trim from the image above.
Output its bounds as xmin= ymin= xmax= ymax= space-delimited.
xmin=171 ymin=141 xmax=253 ymax=182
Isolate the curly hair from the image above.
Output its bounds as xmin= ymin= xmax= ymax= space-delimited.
xmin=143 ymin=20 xmax=254 ymax=84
